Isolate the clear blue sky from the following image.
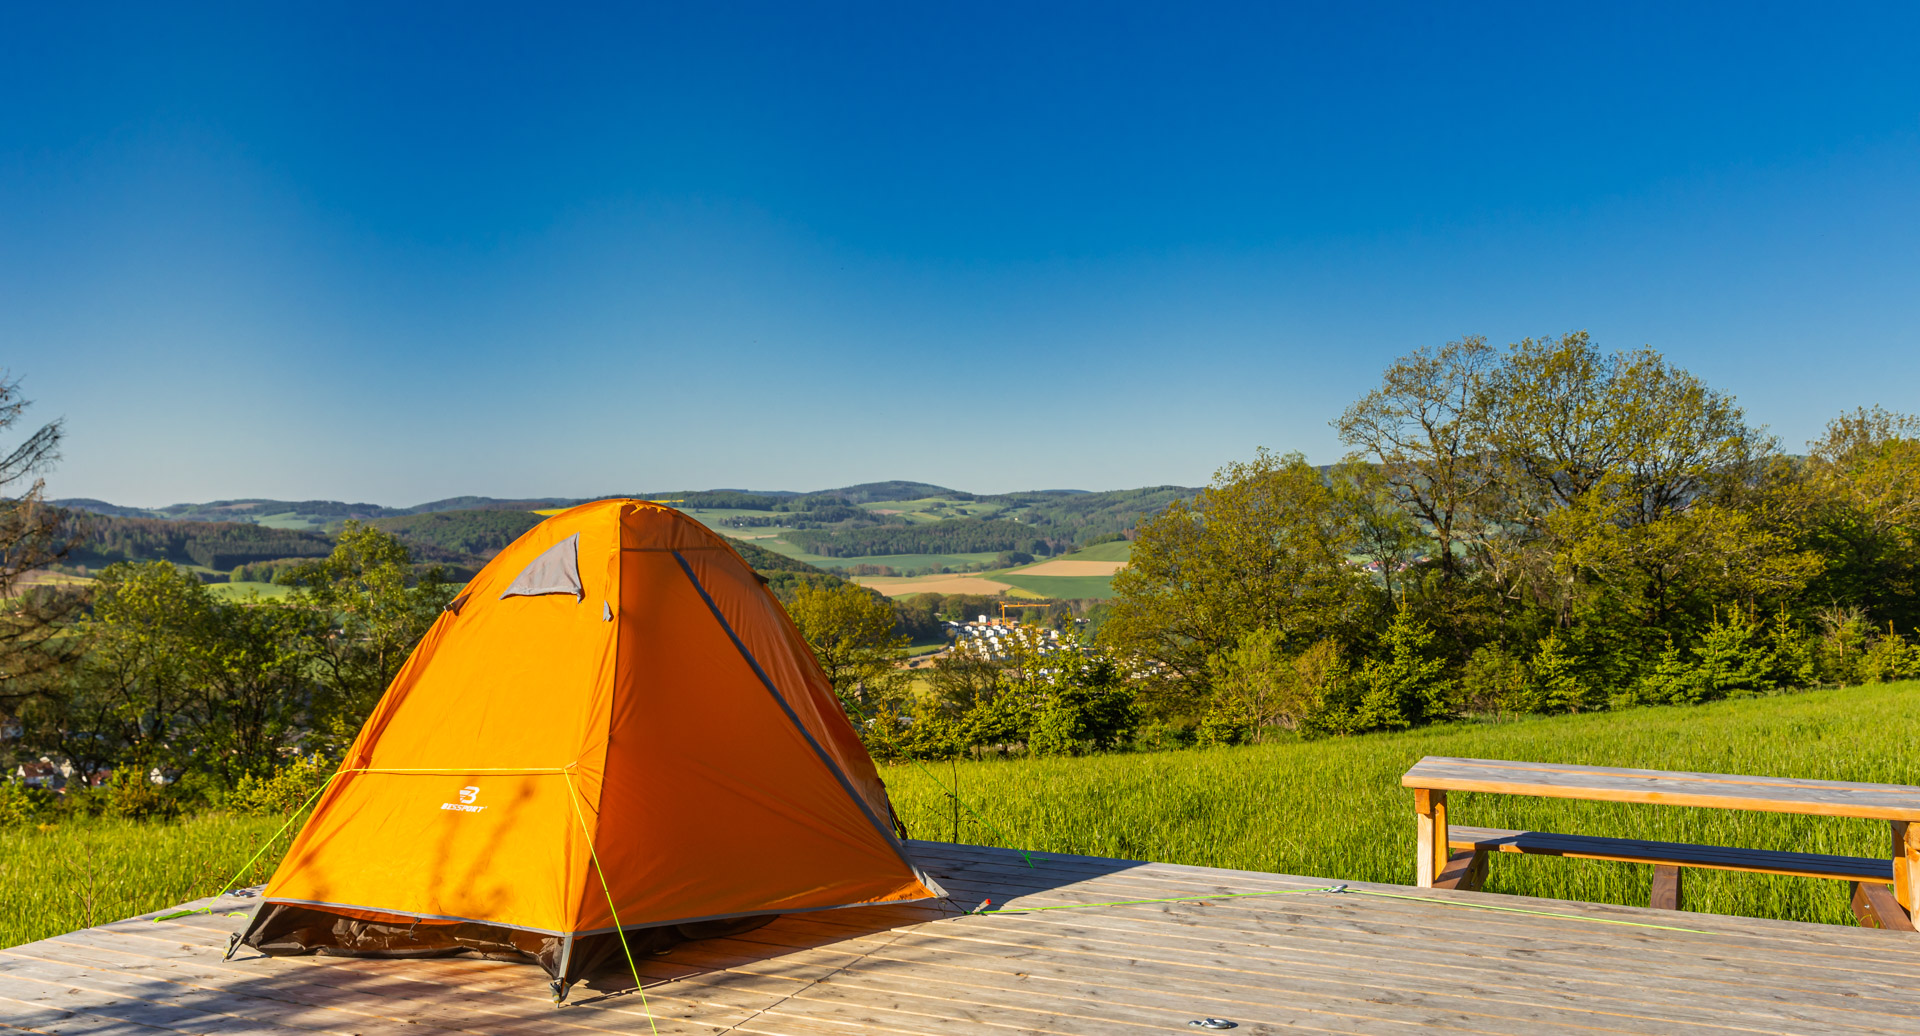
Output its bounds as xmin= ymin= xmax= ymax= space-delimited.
xmin=6 ymin=3 xmax=1917 ymax=506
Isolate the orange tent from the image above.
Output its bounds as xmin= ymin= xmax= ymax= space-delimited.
xmin=238 ymin=500 xmax=943 ymax=998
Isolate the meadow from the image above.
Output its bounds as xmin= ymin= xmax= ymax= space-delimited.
xmin=882 ymin=681 xmax=1920 ymax=928
xmin=0 ymin=813 xmax=288 ymax=948
xmin=5 ymin=681 xmax=1912 ymax=948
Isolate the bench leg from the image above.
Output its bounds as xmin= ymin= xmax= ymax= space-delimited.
xmin=1434 ymin=850 xmax=1488 ymax=892
xmin=1852 ymin=881 xmax=1918 ymax=932
xmin=1650 ymin=865 xmax=1682 ymax=911
xmin=1414 ymin=789 xmax=1448 ymax=889
xmin=1896 ymin=822 xmax=1920 ymax=914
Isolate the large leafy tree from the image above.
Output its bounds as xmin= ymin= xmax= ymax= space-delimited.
xmin=1335 ymin=335 xmax=1496 ymax=588
xmin=785 ymin=581 xmax=907 ymax=720
xmin=1799 ymin=406 xmax=1920 ymax=629
xmin=1103 ymin=448 xmax=1370 ymax=712
xmin=281 ymin=522 xmax=453 ymax=753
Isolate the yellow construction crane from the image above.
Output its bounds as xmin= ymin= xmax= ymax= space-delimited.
xmin=998 ymin=602 xmax=1052 ymax=622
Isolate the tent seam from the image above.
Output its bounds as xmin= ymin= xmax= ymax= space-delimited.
xmin=669 ymin=550 xmax=945 ymax=898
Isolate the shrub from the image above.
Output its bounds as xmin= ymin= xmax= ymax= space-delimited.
xmin=227 ymin=756 xmax=335 ymax=817
xmin=0 ymin=781 xmax=50 ymax=827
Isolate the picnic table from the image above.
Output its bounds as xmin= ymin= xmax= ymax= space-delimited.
xmin=1402 ymin=756 xmax=1920 ymax=931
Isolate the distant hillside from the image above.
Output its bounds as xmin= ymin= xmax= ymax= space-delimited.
xmin=55 ymin=481 xmax=1200 ymax=590
xmin=369 ymin=509 xmax=545 ymax=558
xmin=67 ymin=514 xmax=335 ymax=571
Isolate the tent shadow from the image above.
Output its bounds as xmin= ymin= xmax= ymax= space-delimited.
xmin=568 ymin=842 xmax=1139 ymax=1003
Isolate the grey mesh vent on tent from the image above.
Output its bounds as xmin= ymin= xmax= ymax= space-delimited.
xmin=499 ymin=534 xmax=583 ymax=600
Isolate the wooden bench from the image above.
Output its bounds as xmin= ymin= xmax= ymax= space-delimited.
xmin=1403 ymin=757 xmax=1920 ymax=932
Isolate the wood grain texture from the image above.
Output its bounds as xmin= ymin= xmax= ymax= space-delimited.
xmin=1403 ymin=756 xmax=1920 ymax=820
xmin=1852 ymin=881 xmax=1917 ymax=933
xmin=1650 ymin=865 xmax=1682 ymax=910
xmin=10 ymin=842 xmax=1920 ymax=1034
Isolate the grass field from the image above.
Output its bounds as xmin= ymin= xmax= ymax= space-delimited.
xmin=9 ymin=682 xmax=1910 ymax=948
xmin=858 ymin=497 xmax=1011 ymax=522
xmin=1053 ymin=539 xmax=1132 ymax=563
xmin=992 ymin=572 xmax=1117 ymax=598
xmin=205 ymin=581 xmax=295 ymax=600
xmin=883 ymin=681 xmax=1920 ymax=928
xmin=0 ymin=813 xmax=290 ymax=948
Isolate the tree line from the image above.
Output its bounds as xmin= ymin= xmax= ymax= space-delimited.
xmin=67 ymin=515 xmax=335 ymax=571
xmin=1102 ymin=333 xmax=1920 ymax=742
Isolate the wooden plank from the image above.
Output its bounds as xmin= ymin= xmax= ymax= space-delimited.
xmin=917 ymin=906 xmax=1920 ymax=1020
xmin=1433 ymin=850 xmax=1488 ymax=892
xmin=1445 ymin=825 xmax=1895 ymax=881
xmin=19 ymin=842 xmax=1920 ymax=1034
xmin=1401 ymin=756 xmax=1920 ymax=820
xmin=1851 ymin=882 xmax=1917 ymax=933
xmin=1650 ymin=866 xmax=1682 ymax=911
xmin=1413 ymin=787 xmax=1448 ymax=888
xmin=908 ymin=854 xmax=1920 ymax=959
xmin=893 ymin=899 xmax=1920 ymax=1023
xmin=859 ymin=919 xmax=1919 ymax=1031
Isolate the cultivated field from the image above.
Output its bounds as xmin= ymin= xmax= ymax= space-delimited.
xmin=9 ymin=682 xmax=1914 ymax=948
xmin=1013 ymin=559 xmax=1127 ymax=576
xmin=860 ymin=574 xmax=1029 ymax=597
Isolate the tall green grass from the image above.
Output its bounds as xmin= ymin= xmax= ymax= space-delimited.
xmin=0 ymin=813 xmax=288 ymax=948
xmin=884 ymin=681 xmax=1920 ymax=927
xmin=5 ymin=682 xmax=1914 ymax=949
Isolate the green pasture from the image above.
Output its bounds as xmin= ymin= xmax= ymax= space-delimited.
xmin=1056 ymin=539 xmax=1131 ymax=562
xmin=884 ymin=681 xmax=1920 ymax=928
xmin=205 ymin=581 xmax=295 ymax=600
xmin=814 ymin=551 xmax=1005 ymax=572
xmin=252 ymin=512 xmax=327 ymax=531
xmin=993 ymin=572 xmax=1116 ymax=599
xmin=859 ymin=497 xmax=1010 ymax=522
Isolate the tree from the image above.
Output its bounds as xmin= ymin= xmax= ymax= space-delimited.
xmin=191 ymin=596 xmax=320 ymax=783
xmin=0 ymin=374 xmax=83 ymax=714
xmin=1203 ymin=630 xmax=1347 ymax=741
xmin=281 ymin=522 xmax=453 ymax=754
xmin=1799 ymin=406 xmax=1920 ymax=628
xmin=1334 ymin=336 xmax=1497 ymax=588
xmin=1334 ymin=459 xmax=1429 ymax=610
xmin=1347 ymin=608 xmax=1453 ymax=731
xmin=785 ymin=582 xmax=907 ymax=720
xmin=1104 ymin=449 xmax=1370 ymax=713
xmin=1476 ymin=334 xmax=1781 ymax=629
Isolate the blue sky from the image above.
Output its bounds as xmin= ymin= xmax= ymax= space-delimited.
xmin=5 ymin=3 xmax=1917 ymax=505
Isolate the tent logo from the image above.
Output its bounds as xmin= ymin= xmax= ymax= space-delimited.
xmin=442 ymin=786 xmax=486 ymax=813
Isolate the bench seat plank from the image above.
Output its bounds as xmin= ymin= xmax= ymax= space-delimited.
xmin=1448 ymin=825 xmax=1895 ymax=882
xmin=1404 ymin=756 xmax=1920 ymax=821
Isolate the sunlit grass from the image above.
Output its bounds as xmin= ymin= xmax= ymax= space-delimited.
xmin=0 ymin=813 xmax=288 ymax=948
xmin=6 ymin=681 xmax=1914 ymax=949
xmin=884 ymin=681 xmax=1920 ymax=927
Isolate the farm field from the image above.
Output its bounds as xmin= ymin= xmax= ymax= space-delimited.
xmin=858 ymin=496 xmax=1010 ymax=522
xmin=859 ymin=573 xmax=1026 ymax=597
xmin=1013 ymin=559 xmax=1125 ymax=576
xmin=10 ymin=681 xmax=1916 ymax=948
xmin=992 ymin=571 xmax=1117 ymax=598
xmin=1053 ymin=539 xmax=1132 ymax=563
xmin=206 ymin=581 xmax=295 ymax=600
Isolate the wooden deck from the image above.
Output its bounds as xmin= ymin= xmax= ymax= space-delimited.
xmin=6 ymin=840 xmax=1920 ymax=1034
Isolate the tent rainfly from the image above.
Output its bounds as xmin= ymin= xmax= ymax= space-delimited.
xmin=237 ymin=500 xmax=944 ymax=1001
